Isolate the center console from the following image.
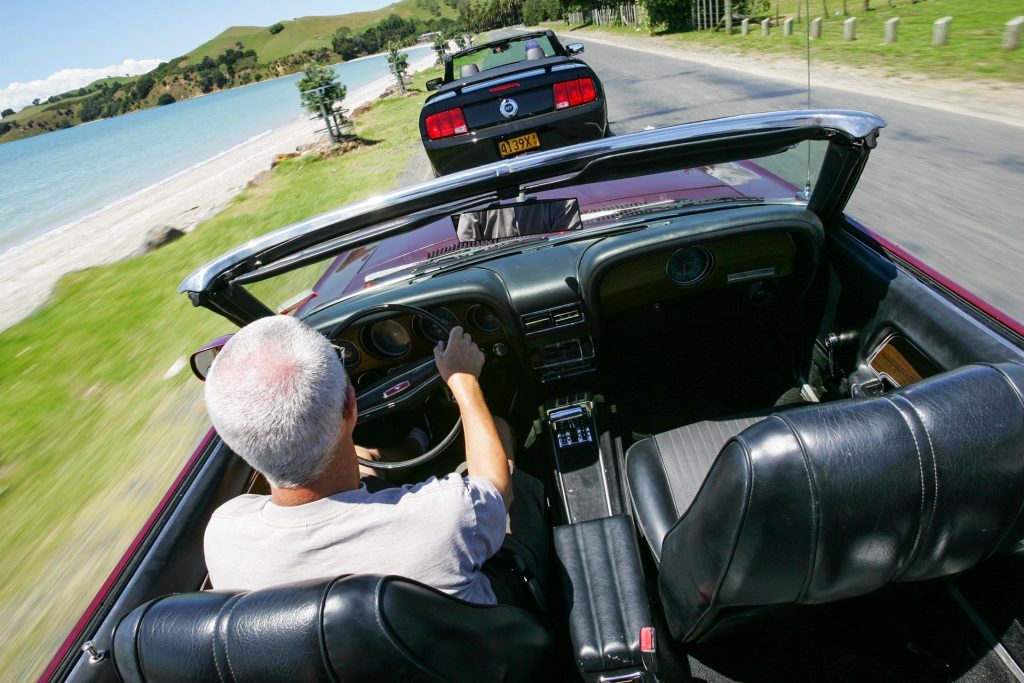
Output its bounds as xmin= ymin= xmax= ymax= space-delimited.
xmin=540 ymin=393 xmax=659 ymax=681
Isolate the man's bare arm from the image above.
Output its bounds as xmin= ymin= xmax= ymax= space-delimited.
xmin=434 ymin=326 xmax=512 ymax=508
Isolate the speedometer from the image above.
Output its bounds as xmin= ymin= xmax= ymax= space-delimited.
xmin=413 ymin=307 xmax=459 ymax=343
xmin=364 ymin=319 xmax=411 ymax=358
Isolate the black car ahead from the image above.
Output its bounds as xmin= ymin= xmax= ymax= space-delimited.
xmin=420 ymin=31 xmax=608 ymax=175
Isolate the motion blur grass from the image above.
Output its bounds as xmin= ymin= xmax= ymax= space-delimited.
xmin=0 ymin=67 xmax=439 ymax=681
xmin=552 ymin=0 xmax=1024 ymax=83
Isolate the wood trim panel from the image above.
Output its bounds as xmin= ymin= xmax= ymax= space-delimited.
xmin=868 ymin=335 xmax=939 ymax=388
xmin=598 ymin=232 xmax=796 ymax=313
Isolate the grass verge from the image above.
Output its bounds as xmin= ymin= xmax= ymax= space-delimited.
xmin=0 ymin=66 xmax=440 ymax=681
xmin=549 ymin=0 xmax=1024 ymax=83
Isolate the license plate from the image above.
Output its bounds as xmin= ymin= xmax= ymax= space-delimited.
xmin=498 ymin=132 xmax=540 ymax=157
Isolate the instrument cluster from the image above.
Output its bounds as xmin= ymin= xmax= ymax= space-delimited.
xmin=332 ymin=303 xmax=507 ymax=387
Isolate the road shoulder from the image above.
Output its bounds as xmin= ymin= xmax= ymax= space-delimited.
xmin=544 ymin=27 xmax=1023 ymax=129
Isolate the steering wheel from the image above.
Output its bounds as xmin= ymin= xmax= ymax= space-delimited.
xmin=331 ymin=303 xmax=463 ymax=470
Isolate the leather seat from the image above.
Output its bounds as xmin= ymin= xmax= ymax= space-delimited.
xmin=625 ymin=362 xmax=1024 ymax=643
xmin=112 ymin=574 xmax=554 ymax=682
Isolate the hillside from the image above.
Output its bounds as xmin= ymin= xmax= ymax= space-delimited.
xmin=0 ymin=0 xmax=458 ymax=144
xmin=185 ymin=0 xmax=459 ymax=65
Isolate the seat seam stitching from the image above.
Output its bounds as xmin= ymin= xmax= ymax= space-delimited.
xmin=883 ymin=395 xmax=928 ymax=579
xmin=976 ymin=364 xmax=1024 ymax=558
xmin=905 ymin=399 xmax=940 ymax=552
xmin=775 ymin=413 xmax=819 ymax=603
xmin=602 ymin=518 xmax=628 ymax=665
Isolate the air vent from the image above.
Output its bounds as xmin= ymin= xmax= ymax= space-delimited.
xmin=552 ymin=305 xmax=582 ymax=327
xmin=522 ymin=311 xmax=553 ymax=333
xmin=521 ymin=304 xmax=584 ymax=335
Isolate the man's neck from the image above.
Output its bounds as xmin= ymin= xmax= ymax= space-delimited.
xmin=270 ymin=440 xmax=361 ymax=506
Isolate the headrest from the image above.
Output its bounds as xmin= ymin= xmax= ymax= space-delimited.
xmin=659 ymin=361 xmax=1024 ymax=641
xmin=112 ymin=574 xmax=553 ymax=682
xmin=460 ymin=63 xmax=479 ymax=78
xmin=525 ymin=47 xmax=545 ymax=60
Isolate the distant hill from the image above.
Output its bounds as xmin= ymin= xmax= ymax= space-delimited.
xmin=184 ymin=0 xmax=459 ymax=66
xmin=0 ymin=0 xmax=458 ymax=144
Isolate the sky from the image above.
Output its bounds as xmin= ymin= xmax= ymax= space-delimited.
xmin=0 ymin=0 xmax=394 ymax=112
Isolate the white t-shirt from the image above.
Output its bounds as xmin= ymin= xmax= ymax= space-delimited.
xmin=204 ymin=474 xmax=507 ymax=604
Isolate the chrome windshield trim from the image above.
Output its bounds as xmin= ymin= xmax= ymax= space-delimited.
xmin=427 ymin=91 xmax=456 ymax=103
xmin=461 ymin=68 xmax=547 ymax=93
xmin=180 ymin=110 xmax=886 ymax=296
xmin=551 ymin=63 xmax=583 ymax=72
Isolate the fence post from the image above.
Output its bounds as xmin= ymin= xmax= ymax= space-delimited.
xmin=761 ymin=18 xmax=771 ymax=35
xmin=844 ymin=16 xmax=856 ymax=41
xmin=884 ymin=16 xmax=899 ymax=43
xmin=811 ymin=17 xmax=822 ymax=39
xmin=741 ymin=18 xmax=750 ymax=34
xmin=784 ymin=17 xmax=794 ymax=35
xmin=933 ymin=16 xmax=952 ymax=46
xmin=1005 ymin=16 xmax=1024 ymax=50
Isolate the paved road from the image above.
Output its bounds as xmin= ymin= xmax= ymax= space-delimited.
xmin=496 ymin=30 xmax=1024 ymax=323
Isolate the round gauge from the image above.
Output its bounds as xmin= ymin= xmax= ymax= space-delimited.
xmin=333 ymin=341 xmax=361 ymax=370
xmin=467 ymin=305 xmax=501 ymax=335
xmin=364 ymin=319 xmax=412 ymax=358
xmin=355 ymin=370 xmax=382 ymax=388
xmin=413 ymin=307 xmax=459 ymax=343
xmin=666 ymin=246 xmax=713 ymax=287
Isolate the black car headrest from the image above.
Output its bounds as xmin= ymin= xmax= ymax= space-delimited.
xmin=658 ymin=361 xmax=1024 ymax=642
xmin=112 ymin=574 xmax=554 ymax=682
xmin=525 ymin=47 xmax=545 ymax=60
xmin=460 ymin=63 xmax=479 ymax=78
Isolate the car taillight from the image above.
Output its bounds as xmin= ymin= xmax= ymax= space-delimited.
xmin=425 ymin=107 xmax=469 ymax=140
xmin=553 ymin=77 xmax=597 ymax=110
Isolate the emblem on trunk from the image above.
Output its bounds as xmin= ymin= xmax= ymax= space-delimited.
xmin=499 ymin=98 xmax=518 ymax=119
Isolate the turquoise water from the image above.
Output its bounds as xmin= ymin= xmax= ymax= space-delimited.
xmin=0 ymin=46 xmax=432 ymax=255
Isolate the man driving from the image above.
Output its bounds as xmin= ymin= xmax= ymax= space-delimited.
xmin=203 ymin=315 xmax=544 ymax=606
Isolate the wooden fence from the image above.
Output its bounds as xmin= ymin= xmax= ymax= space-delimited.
xmin=567 ymin=4 xmax=645 ymax=28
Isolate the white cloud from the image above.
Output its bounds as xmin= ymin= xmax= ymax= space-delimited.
xmin=0 ymin=58 xmax=165 ymax=112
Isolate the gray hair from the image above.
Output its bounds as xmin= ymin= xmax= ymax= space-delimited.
xmin=204 ymin=316 xmax=349 ymax=487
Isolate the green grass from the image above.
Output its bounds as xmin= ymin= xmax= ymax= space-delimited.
xmin=0 ymin=67 xmax=441 ymax=681
xmin=185 ymin=0 xmax=459 ymax=65
xmin=551 ymin=0 xmax=1023 ymax=83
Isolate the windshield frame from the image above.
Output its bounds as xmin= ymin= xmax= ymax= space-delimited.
xmin=179 ymin=110 xmax=886 ymax=326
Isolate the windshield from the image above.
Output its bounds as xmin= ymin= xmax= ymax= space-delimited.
xmin=451 ymin=35 xmax=557 ymax=79
xmin=254 ymin=139 xmax=829 ymax=314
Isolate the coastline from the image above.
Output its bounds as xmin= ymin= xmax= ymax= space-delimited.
xmin=0 ymin=52 xmax=437 ymax=333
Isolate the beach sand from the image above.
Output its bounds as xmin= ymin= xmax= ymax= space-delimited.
xmin=0 ymin=52 xmax=438 ymax=333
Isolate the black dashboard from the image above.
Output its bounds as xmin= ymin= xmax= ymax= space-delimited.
xmin=306 ymin=205 xmax=825 ymax=387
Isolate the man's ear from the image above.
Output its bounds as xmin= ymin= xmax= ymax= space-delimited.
xmin=344 ymin=383 xmax=357 ymax=424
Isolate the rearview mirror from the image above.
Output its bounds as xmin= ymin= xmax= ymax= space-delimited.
xmin=566 ymin=43 xmax=584 ymax=56
xmin=426 ymin=77 xmax=443 ymax=91
xmin=189 ymin=335 xmax=233 ymax=381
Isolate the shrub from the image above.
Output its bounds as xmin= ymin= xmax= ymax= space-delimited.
xmin=1 ymin=108 xmax=13 ymax=118
xmin=269 ymin=22 xmax=285 ymax=34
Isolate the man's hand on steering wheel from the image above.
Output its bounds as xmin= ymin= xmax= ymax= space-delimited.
xmin=433 ymin=326 xmax=484 ymax=389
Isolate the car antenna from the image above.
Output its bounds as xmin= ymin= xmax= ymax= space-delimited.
xmin=798 ymin=0 xmax=813 ymax=202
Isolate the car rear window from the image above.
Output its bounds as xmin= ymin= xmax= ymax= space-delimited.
xmin=452 ymin=36 xmax=556 ymax=79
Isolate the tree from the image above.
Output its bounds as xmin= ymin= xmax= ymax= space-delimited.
xmin=432 ymin=33 xmax=448 ymax=64
xmin=0 ymin=122 xmax=12 ymax=135
xmin=386 ymin=44 xmax=410 ymax=93
xmin=79 ymin=96 xmax=103 ymax=122
xmin=32 ymin=98 xmax=41 ymax=106
xmin=1 ymin=108 xmax=14 ymax=118
xmin=269 ymin=22 xmax=285 ymax=34
xmin=297 ymin=63 xmax=347 ymax=115
xmin=134 ymin=73 xmax=155 ymax=100
xmin=157 ymin=93 xmax=176 ymax=106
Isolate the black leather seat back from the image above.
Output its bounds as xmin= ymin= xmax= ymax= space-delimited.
xmin=658 ymin=362 xmax=1024 ymax=642
xmin=113 ymin=574 xmax=554 ymax=682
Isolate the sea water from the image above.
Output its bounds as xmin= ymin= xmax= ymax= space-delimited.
xmin=0 ymin=46 xmax=432 ymax=255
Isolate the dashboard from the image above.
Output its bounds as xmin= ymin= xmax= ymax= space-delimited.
xmin=309 ymin=205 xmax=825 ymax=388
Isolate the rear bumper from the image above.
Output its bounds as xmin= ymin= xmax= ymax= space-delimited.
xmin=423 ymin=100 xmax=607 ymax=176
